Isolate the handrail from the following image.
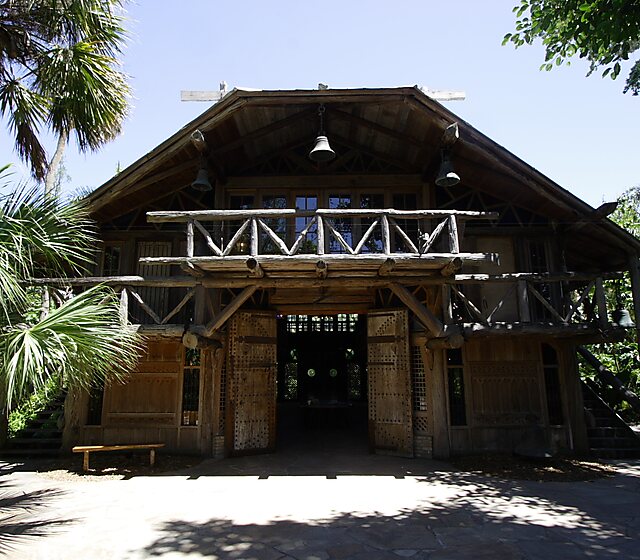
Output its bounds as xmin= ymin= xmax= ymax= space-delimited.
xmin=146 ymin=208 xmax=498 ymax=259
xmin=578 ymin=346 xmax=640 ymax=415
xmin=147 ymin=208 xmax=499 ymax=223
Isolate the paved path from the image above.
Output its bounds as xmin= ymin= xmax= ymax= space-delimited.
xmin=2 ymin=453 xmax=640 ymax=559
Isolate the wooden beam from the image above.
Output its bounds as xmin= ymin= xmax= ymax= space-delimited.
xmin=330 ymin=107 xmax=423 ymax=148
xmin=194 ymin=285 xmax=258 ymax=337
xmin=246 ymin=257 xmax=264 ymax=278
xmin=389 ymin=283 xmax=445 ymax=337
xmin=211 ymin=107 xmax=316 ymax=155
xmin=88 ymin=98 xmax=247 ymax=213
xmin=440 ymin=257 xmax=462 ymax=277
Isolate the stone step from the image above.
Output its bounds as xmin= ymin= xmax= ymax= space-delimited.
xmin=15 ymin=428 xmax=62 ymax=438
xmin=588 ymin=426 xmax=635 ymax=438
xmin=0 ymin=447 xmax=62 ymax=457
xmin=7 ymin=437 xmax=62 ymax=450
xmin=588 ymin=437 xmax=640 ymax=449
xmin=590 ymin=448 xmax=640 ymax=459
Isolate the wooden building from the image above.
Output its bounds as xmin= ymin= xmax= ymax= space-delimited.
xmin=61 ymin=86 xmax=640 ymax=459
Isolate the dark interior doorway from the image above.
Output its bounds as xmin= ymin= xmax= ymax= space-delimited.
xmin=276 ymin=314 xmax=368 ymax=452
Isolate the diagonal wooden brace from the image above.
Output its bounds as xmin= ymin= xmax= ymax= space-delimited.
xmin=389 ymin=283 xmax=445 ymax=337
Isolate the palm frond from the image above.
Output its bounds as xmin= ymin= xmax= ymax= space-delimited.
xmin=0 ymin=285 xmax=142 ymax=410
xmin=0 ymin=78 xmax=49 ymax=179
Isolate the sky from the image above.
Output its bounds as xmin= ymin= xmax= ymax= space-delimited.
xmin=2 ymin=0 xmax=639 ymax=207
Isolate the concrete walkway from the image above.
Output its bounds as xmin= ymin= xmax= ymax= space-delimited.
xmin=3 ymin=450 xmax=640 ymax=560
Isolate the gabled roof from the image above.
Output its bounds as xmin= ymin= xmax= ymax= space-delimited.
xmin=86 ymin=86 xmax=640 ymax=266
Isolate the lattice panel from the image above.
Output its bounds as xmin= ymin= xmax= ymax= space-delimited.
xmin=469 ymin=361 xmax=543 ymax=426
xmin=367 ymin=310 xmax=413 ymax=457
xmin=227 ymin=311 xmax=277 ymax=453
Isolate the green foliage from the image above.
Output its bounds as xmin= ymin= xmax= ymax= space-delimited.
xmin=0 ymin=166 xmax=141 ymax=414
xmin=7 ymin=372 xmax=61 ymax=437
xmin=581 ymin=185 xmax=640 ymax=421
xmin=504 ymin=0 xmax=640 ymax=95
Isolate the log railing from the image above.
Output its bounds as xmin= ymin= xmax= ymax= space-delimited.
xmin=146 ymin=208 xmax=497 ymax=259
xmin=443 ymin=272 xmax=625 ymax=329
xmin=30 ymin=271 xmax=630 ymax=335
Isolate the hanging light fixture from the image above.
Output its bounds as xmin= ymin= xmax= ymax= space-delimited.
xmin=309 ymin=104 xmax=336 ymax=162
xmin=191 ymin=156 xmax=212 ymax=192
xmin=435 ymin=148 xmax=460 ymax=187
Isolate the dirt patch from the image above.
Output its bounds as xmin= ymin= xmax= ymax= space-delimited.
xmin=449 ymin=454 xmax=616 ymax=482
xmin=7 ymin=453 xmax=203 ymax=482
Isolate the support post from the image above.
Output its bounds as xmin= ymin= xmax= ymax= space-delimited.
xmin=517 ymin=280 xmax=531 ymax=323
xmin=628 ymin=254 xmax=640 ymax=349
xmin=423 ymin=347 xmax=450 ymax=459
xmin=559 ymin=344 xmax=589 ymax=454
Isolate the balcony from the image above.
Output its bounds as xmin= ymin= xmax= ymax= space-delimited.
xmin=141 ymin=208 xmax=499 ymax=279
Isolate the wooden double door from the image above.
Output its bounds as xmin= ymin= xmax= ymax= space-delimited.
xmin=226 ymin=310 xmax=413 ymax=457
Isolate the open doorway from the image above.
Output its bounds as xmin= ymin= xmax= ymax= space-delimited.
xmin=276 ymin=314 xmax=368 ymax=453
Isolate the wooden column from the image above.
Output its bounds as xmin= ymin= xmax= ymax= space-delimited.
xmin=425 ymin=347 xmax=450 ymax=459
xmin=558 ymin=343 xmax=589 ymax=454
xmin=628 ymin=254 xmax=640 ymax=349
xmin=199 ymin=347 xmax=215 ymax=455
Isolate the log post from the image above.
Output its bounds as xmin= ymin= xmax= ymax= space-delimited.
xmin=448 ymin=215 xmax=459 ymax=253
xmin=315 ymin=260 xmax=328 ymax=279
xmin=628 ymin=254 xmax=640 ymax=349
xmin=440 ymin=257 xmax=462 ymax=277
xmin=378 ymin=258 xmax=396 ymax=276
xmin=246 ymin=258 xmax=264 ymax=278
xmin=442 ymin=284 xmax=453 ymax=325
xmin=381 ymin=214 xmax=391 ymax=255
xmin=517 ymin=280 xmax=531 ymax=323
xmin=187 ymin=220 xmax=195 ymax=258
xmin=423 ymin=347 xmax=450 ymax=459
xmin=559 ymin=344 xmax=589 ymax=454
xmin=595 ymin=277 xmax=609 ymax=330
xmin=316 ymin=215 xmax=325 ymax=255
xmin=250 ymin=218 xmax=259 ymax=256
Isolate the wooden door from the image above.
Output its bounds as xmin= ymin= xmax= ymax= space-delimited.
xmin=226 ymin=311 xmax=277 ymax=455
xmin=367 ymin=309 xmax=413 ymax=457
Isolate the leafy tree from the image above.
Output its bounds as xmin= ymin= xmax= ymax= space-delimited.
xmin=582 ymin=186 xmax=640 ymax=421
xmin=0 ymin=166 xmax=141 ymax=444
xmin=0 ymin=0 xmax=131 ymax=192
xmin=504 ymin=0 xmax=640 ymax=95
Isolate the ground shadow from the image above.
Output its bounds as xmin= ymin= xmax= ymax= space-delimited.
xmin=0 ymin=476 xmax=75 ymax=555
xmin=142 ymin=467 xmax=640 ymax=559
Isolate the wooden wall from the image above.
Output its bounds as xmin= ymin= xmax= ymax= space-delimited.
xmin=448 ymin=338 xmax=574 ymax=455
xmin=67 ymin=339 xmax=220 ymax=454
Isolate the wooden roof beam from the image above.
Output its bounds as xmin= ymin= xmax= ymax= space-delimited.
xmin=211 ymin=107 xmax=316 ymax=156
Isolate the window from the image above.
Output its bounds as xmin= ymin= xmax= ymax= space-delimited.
xmin=86 ymin=384 xmax=104 ymax=425
xmin=447 ymin=348 xmax=467 ymax=426
xmin=295 ymin=195 xmax=318 ymax=253
xmin=392 ymin=193 xmax=418 ymax=251
xmin=261 ymin=195 xmax=287 ymax=254
xmin=181 ymin=349 xmax=201 ymax=426
xmin=328 ymin=194 xmax=352 ymax=253
xmin=102 ymin=244 xmax=121 ymax=276
xmin=360 ymin=193 xmax=384 ymax=252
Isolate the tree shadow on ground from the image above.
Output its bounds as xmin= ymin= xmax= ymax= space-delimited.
xmin=0 ymin=473 xmax=75 ymax=555
xmin=142 ymin=467 xmax=640 ymax=560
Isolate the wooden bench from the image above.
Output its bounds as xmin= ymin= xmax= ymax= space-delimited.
xmin=72 ymin=443 xmax=165 ymax=472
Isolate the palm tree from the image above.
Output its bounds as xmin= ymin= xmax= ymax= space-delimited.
xmin=0 ymin=0 xmax=131 ymax=193
xmin=0 ymin=166 xmax=141 ymax=444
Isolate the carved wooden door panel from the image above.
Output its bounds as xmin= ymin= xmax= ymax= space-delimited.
xmin=367 ymin=309 xmax=413 ymax=457
xmin=226 ymin=311 xmax=277 ymax=456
